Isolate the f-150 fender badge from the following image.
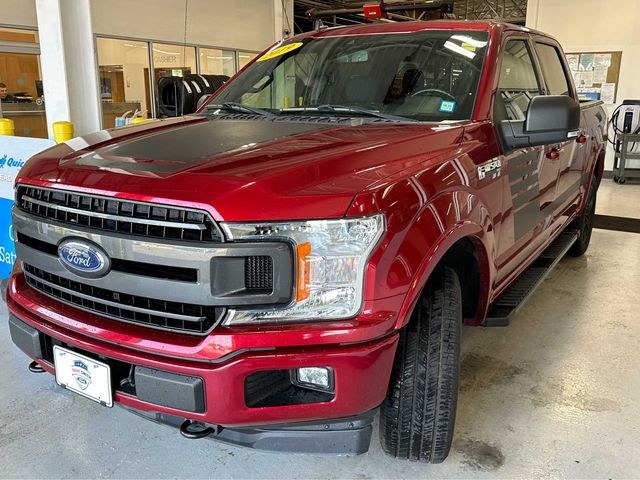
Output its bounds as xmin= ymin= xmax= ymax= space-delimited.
xmin=477 ymin=159 xmax=502 ymax=180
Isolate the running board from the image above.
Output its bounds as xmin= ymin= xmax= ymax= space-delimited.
xmin=485 ymin=230 xmax=579 ymax=327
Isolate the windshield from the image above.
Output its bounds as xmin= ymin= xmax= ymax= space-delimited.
xmin=209 ymin=30 xmax=489 ymax=122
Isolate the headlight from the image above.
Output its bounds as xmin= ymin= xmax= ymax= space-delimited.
xmin=221 ymin=214 xmax=385 ymax=325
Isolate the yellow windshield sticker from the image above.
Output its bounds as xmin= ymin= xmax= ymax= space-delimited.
xmin=461 ymin=42 xmax=477 ymax=53
xmin=257 ymin=42 xmax=304 ymax=62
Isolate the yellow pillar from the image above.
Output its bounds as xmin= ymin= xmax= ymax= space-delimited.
xmin=0 ymin=118 xmax=15 ymax=136
xmin=52 ymin=121 xmax=74 ymax=143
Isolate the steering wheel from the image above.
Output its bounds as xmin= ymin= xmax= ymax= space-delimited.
xmin=410 ymin=88 xmax=457 ymax=101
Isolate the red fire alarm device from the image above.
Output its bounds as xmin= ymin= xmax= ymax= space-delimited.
xmin=363 ymin=3 xmax=385 ymax=19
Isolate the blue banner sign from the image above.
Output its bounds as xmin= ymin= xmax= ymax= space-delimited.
xmin=0 ymin=136 xmax=55 ymax=279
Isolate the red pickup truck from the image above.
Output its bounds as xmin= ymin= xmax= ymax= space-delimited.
xmin=7 ymin=20 xmax=605 ymax=462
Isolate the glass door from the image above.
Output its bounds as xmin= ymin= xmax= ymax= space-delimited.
xmin=0 ymin=27 xmax=47 ymax=138
xmin=96 ymin=37 xmax=152 ymax=127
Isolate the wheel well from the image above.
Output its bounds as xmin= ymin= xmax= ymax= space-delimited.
xmin=594 ymin=148 xmax=605 ymax=187
xmin=438 ymin=237 xmax=482 ymax=321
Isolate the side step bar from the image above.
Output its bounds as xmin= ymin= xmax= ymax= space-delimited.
xmin=485 ymin=230 xmax=579 ymax=327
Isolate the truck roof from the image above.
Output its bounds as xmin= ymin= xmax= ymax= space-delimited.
xmin=301 ymin=19 xmax=548 ymax=40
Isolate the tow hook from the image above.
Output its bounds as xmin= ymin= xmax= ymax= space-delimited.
xmin=28 ymin=361 xmax=45 ymax=373
xmin=179 ymin=419 xmax=218 ymax=439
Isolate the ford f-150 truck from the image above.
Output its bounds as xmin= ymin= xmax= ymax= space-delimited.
xmin=6 ymin=20 xmax=605 ymax=463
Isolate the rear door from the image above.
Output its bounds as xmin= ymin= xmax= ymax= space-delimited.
xmin=532 ymin=40 xmax=583 ymax=226
xmin=493 ymin=36 xmax=561 ymax=285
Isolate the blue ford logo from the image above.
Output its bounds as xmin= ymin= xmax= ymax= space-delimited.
xmin=58 ymin=239 xmax=110 ymax=278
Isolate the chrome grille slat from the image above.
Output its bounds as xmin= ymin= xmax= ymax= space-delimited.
xmin=24 ymin=271 xmax=206 ymax=322
xmin=15 ymin=185 xmax=222 ymax=243
xmin=23 ymin=263 xmax=222 ymax=335
xmin=21 ymin=195 xmax=206 ymax=230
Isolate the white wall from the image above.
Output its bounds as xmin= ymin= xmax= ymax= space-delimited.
xmin=0 ymin=0 xmax=38 ymax=27
xmin=90 ymin=0 xmax=290 ymax=52
xmin=1 ymin=0 xmax=293 ymax=51
xmin=527 ymin=0 xmax=640 ymax=170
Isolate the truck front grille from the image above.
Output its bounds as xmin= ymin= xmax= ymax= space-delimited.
xmin=23 ymin=263 xmax=224 ymax=335
xmin=13 ymin=185 xmax=294 ymax=336
xmin=16 ymin=185 xmax=223 ymax=243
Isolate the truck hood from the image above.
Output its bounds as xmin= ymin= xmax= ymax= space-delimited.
xmin=18 ymin=115 xmax=463 ymax=221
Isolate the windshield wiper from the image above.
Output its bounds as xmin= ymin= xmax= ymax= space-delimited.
xmin=206 ymin=102 xmax=276 ymax=117
xmin=281 ymin=104 xmax=416 ymax=122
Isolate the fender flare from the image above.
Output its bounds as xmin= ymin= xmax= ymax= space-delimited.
xmin=392 ymin=202 xmax=495 ymax=331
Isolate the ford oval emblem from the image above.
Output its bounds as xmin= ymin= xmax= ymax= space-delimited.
xmin=58 ymin=239 xmax=111 ymax=278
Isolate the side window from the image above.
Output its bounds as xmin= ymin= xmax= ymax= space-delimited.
xmin=534 ymin=43 xmax=571 ymax=96
xmin=496 ymin=39 xmax=541 ymax=121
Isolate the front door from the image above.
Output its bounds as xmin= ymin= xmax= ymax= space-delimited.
xmin=493 ymin=37 xmax=562 ymax=286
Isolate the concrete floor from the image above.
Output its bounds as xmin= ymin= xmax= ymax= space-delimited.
xmin=595 ymin=177 xmax=640 ymax=218
xmin=1 ymin=179 xmax=639 ymax=478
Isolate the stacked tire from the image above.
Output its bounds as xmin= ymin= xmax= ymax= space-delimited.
xmin=157 ymin=74 xmax=229 ymax=117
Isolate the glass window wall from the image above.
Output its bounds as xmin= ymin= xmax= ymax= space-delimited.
xmin=199 ymin=48 xmax=235 ymax=76
xmin=96 ymin=38 xmax=151 ymax=128
xmin=238 ymin=51 xmax=258 ymax=71
xmin=0 ymin=28 xmax=47 ymax=138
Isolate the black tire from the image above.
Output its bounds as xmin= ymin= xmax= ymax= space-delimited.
xmin=569 ymin=176 xmax=597 ymax=257
xmin=380 ymin=266 xmax=462 ymax=463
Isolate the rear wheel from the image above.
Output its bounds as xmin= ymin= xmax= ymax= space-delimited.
xmin=380 ymin=266 xmax=462 ymax=463
xmin=569 ymin=176 xmax=598 ymax=257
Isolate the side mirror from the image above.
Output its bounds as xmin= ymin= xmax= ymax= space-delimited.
xmin=498 ymin=95 xmax=581 ymax=151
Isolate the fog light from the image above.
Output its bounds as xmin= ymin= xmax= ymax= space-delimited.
xmin=294 ymin=367 xmax=334 ymax=392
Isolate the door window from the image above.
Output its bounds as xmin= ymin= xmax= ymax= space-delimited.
xmin=534 ymin=43 xmax=571 ymax=96
xmin=496 ymin=39 xmax=542 ymax=121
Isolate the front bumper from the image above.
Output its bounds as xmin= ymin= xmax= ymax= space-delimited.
xmin=7 ymin=276 xmax=398 ymax=430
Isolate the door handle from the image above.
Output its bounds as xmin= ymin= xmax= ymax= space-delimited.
xmin=546 ymin=148 xmax=560 ymax=160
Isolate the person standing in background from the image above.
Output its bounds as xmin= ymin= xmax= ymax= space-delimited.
xmin=0 ymin=83 xmax=17 ymax=102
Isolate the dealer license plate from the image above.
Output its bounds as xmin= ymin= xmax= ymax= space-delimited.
xmin=53 ymin=345 xmax=113 ymax=407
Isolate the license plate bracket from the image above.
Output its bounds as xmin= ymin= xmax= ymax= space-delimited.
xmin=53 ymin=345 xmax=113 ymax=407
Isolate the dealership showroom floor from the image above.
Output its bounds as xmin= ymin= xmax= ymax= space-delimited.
xmin=2 ymin=179 xmax=639 ymax=478
xmin=3 ymin=0 xmax=640 ymax=479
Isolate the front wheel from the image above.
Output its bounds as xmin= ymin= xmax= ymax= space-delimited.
xmin=380 ymin=266 xmax=462 ymax=463
xmin=569 ymin=176 xmax=598 ymax=257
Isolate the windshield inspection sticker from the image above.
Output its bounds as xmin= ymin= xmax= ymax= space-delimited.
xmin=439 ymin=100 xmax=457 ymax=113
xmin=257 ymin=42 xmax=303 ymax=62
xmin=461 ymin=42 xmax=477 ymax=53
